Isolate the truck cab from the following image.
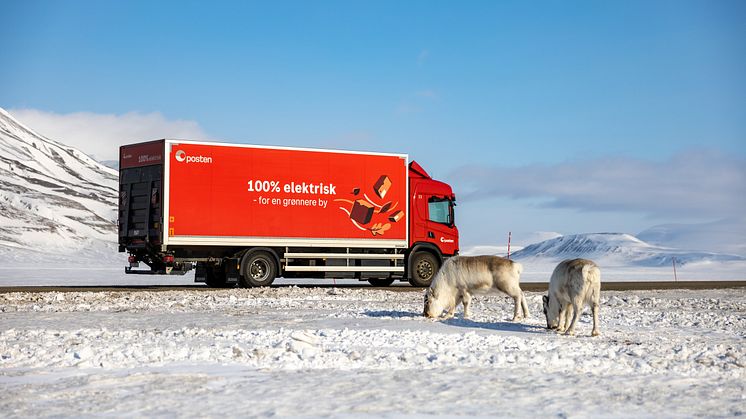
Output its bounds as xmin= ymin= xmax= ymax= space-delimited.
xmin=406 ymin=161 xmax=459 ymax=286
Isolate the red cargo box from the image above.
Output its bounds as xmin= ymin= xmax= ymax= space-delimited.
xmin=163 ymin=140 xmax=409 ymax=248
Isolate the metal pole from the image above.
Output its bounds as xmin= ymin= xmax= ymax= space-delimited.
xmin=507 ymin=231 xmax=512 ymax=260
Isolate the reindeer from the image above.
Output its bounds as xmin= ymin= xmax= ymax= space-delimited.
xmin=542 ymin=258 xmax=601 ymax=336
xmin=423 ymin=255 xmax=529 ymax=321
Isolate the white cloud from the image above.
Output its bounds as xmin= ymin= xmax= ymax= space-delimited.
xmin=9 ymin=108 xmax=210 ymax=161
xmin=449 ymin=149 xmax=746 ymax=220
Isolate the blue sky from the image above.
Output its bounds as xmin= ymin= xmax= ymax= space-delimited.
xmin=2 ymin=0 xmax=745 ymax=250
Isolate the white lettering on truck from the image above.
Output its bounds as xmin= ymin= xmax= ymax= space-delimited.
xmin=284 ymin=182 xmax=336 ymax=195
xmin=175 ymin=150 xmax=213 ymax=164
xmin=247 ymin=180 xmax=337 ymax=196
xmin=137 ymin=154 xmax=162 ymax=164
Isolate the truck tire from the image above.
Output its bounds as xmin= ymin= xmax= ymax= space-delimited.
xmin=240 ymin=251 xmax=277 ymax=287
xmin=368 ymin=278 xmax=395 ymax=287
xmin=408 ymin=252 xmax=439 ymax=287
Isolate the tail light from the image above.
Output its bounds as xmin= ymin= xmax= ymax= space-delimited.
xmin=163 ymin=255 xmax=175 ymax=264
xmin=128 ymin=255 xmax=137 ymax=263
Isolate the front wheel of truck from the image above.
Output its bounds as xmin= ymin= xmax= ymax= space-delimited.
xmin=408 ymin=252 xmax=439 ymax=287
xmin=239 ymin=251 xmax=277 ymax=287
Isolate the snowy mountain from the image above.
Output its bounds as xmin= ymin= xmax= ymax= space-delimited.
xmin=510 ymin=232 xmax=745 ymax=267
xmin=0 ymin=107 xmax=120 ymax=265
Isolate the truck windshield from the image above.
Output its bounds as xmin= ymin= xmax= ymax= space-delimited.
xmin=428 ymin=197 xmax=452 ymax=226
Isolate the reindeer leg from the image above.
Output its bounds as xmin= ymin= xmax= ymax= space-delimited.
xmin=520 ymin=291 xmax=530 ymax=319
xmin=591 ymin=301 xmax=600 ymax=337
xmin=591 ymin=284 xmax=601 ymax=336
xmin=557 ymin=304 xmax=568 ymax=333
xmin=512 ymin=294 xmax=521 ymax=321
xmin=462 ymin=292 xmax=472 ymax=319
xmin=565 ymin=299 xmax=581 ymax=336
xmin=445 ymin=294 xmax=461 ymax=319
xmin=561 ymin=304 xmax=573 ymax=332
xmin=504 ymin=286 xmax=522 ymax=321
xmin=444 ymin=306 xmax=455 ymax=319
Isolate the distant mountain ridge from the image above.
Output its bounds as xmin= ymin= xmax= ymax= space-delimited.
xmin=0 ymin=107 xmax=120 ymax=264
xmin=511 ymin=232 xmax=745 ymax=267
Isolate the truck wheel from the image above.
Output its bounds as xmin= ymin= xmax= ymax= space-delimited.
xmin=408 ymin=252 xmax=439 ymax=287
xmin=368 ymin=278 xmax=395 ymax=287
xmin=240 ymin=251 xmax=277 ymax=287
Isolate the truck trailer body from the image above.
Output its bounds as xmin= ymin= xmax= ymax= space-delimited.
xmin=118 ymin=139 xmax=458 ymax=287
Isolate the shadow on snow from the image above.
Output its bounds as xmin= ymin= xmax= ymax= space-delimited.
xmin=442 ymin=318 xmax=546 ymax=334
xmin=363 ymin=310 xmax=421 ymax=319
xmin=362 ymin=310 xmax=547 ymax=334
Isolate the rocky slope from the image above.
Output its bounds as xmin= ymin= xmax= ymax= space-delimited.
xmin=0 ymin=107 xmax=120 ymax=265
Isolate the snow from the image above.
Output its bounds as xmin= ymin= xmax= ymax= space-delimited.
xmin=0 ymin=107 xmax=118 ymax=259
xmin=516 ymin=260 xmax=746 ymax=282
xmin=1 ymin=284 xmax=744 ymax=417
xmin=511 ymin=233 xmax=745 ymax=267
xmin=461 ymin=244 xmax=525 ymax=256
xmin=459 ymin=233 xmax=746 ymax=282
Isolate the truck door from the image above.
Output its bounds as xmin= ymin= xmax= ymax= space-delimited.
xmin=411 ymin=186 xmax=428 ymax=242
xmin=119 ymin=164 xmax=163 ymax=251
xmin=424 ymin=195 xmax=458 ymax=255
xmin=410 ymin=184 xmax=459 ymax=255
xmin=118 ymin=140 xmax=165 ymax=254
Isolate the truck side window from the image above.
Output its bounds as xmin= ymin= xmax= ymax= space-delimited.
xmin=428 ymin=197 xmax=452 ymax=225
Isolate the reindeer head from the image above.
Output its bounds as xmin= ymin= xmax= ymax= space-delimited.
xmin=423 ymin=287 xmax=442 ymax=318
xmin=543 ymin=294 xmax=559 ymax=329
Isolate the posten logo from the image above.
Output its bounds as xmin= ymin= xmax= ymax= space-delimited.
xmin=174 ymin=149 xmax=213 ymax=164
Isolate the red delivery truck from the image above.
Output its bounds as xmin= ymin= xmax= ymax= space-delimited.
xmin=118 ymin=139 xmax=459 ymax=287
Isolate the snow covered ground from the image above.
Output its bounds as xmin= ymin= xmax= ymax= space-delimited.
xmin=1 ymin=286 xmax=744 ymax=417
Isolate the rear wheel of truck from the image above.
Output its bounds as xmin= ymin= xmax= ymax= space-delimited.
xmin=368 ymin=278 xmax=395 ymax=287
xmin=408 ymin=252 xmax=439 ymax=287
xmin=240 ymin=251 xmax=277 ymax=287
